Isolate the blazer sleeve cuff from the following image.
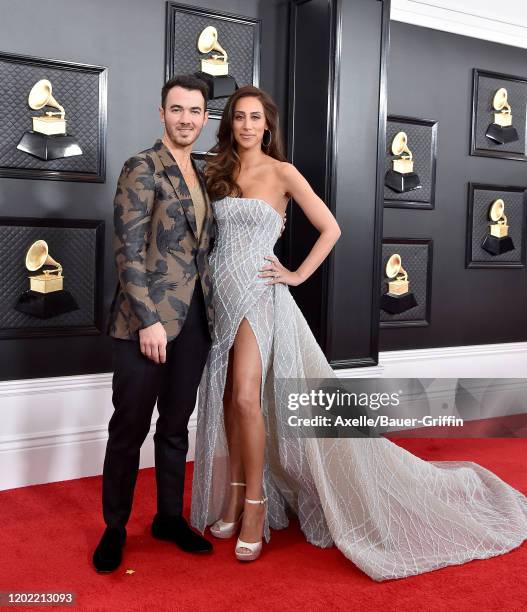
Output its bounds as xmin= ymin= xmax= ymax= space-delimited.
xmin=125 ymin=292 xmax=162 ymax=329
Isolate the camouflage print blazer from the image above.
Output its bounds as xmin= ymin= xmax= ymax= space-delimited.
xmin=107 ymin=139 xmax=215 ymax=342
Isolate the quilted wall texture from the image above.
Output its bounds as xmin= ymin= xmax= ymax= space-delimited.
xmin=168 ymin=9 xmax=258 ymax=115
xmin=384 ymin=118 xmax=436 ymax=205
xmin=474 ymin=74 xmax=527 ymax=155
xmin=0 ymin=57 xmax=102 ymax=174
xmin=469 ymin=187 xmax=525 ymax=264
xmin=0 ymin=223 xmax=98 ymax=330
xmin=380 ymin=242 xmax=431 ymax=324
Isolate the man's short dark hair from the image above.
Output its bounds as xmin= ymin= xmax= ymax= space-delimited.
xmin=161 ymin=75 xmax=209 ymax=110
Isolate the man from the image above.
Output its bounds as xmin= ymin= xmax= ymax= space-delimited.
xmin=93 ymin=74 xmax=214 ymax=573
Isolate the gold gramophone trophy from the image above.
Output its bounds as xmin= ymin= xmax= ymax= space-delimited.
xmin=481 ymin=198 xmax=515 ymax=255
xmin=14 ymin=240 xmax=78 ymax=318
xmin=385 ymin=131 xmax=422 ymax=193
xmin=485 ymin=87 xmax=519 ymax=144
xmin=17 ymin=79 xmax=83 ymax=160
xmin=380 ymin=253 xmax=418 ymax=314
xmin=194 ymin=26 xmax=237 ymax=99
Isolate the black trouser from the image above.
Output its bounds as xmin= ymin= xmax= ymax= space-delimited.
xmin=102 ymin=282 xmax=211 ymax=531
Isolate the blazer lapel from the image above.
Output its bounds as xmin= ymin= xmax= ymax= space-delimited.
xmin=192 ymin=156 xmax=214 ymax=249
xmin=152 ymin=139 xmax=199 ymax=240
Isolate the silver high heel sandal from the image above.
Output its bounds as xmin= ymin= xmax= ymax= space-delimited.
xmin=210 ymin=482 xmax=246 ymax=539
xmin=235 ymin=496 xmax=268 ymax=562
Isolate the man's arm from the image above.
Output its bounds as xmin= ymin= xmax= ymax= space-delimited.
xmin=114 ymin=156 xmax=167 ymax=363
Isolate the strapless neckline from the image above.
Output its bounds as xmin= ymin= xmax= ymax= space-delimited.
xmin=220 ymin=196 xmax=283 ymax=221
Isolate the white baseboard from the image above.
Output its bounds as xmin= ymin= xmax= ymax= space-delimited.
xmin=0 ymin=373 xmax=183 ymax=492
xmin=391 ymin=0 xmax=527 ymax=49
xmin=379 ymin=341 xmax=527 ymax=377
xmin=1 ymin=341 xmax=526 ymax=491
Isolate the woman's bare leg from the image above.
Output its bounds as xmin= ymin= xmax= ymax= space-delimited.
xmin=222 ymin=346 xmax=245 ymax=522
xmin=231 ymin=318 xmax=266 ymax=545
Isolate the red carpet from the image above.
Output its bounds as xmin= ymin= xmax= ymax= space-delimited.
xmin=1 ymin=438 xmax=527 ymax=611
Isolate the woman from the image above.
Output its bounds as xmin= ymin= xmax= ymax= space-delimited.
xmin=190 ymin=85 xmax=527 ymax=580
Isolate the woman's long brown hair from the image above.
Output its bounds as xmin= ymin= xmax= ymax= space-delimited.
xmin=204 ymin=85 xmax=287 ymax=201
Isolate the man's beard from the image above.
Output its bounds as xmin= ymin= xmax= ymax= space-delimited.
xmin=165 ymin=124 xmax=198 ymax=147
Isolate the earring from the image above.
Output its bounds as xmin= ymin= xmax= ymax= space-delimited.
xmin=262 ymin=128 xmax=272 ymax=147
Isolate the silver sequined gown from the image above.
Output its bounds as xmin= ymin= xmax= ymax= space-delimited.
xmin=190 ymin=196 xmax=527 ymax=581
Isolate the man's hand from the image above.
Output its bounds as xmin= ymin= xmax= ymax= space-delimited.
xmin=139 ymin=322 xmax=167 ymax=364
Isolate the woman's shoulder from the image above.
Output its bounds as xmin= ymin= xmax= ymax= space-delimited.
xmin=263 ymin=157 xmax=296 ymax=176
xmin=259 ymin=157 xmax=300 ymax=191
xmin=274 ymin=161 xmax=301 ymax=187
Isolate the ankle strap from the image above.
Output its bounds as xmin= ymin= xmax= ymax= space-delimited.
xmin=245 ymin=497 xmax=267 ymax=505
xmin=230 ymin=482 xmax=246 ymax=487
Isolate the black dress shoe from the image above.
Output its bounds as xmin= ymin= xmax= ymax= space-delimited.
xmin=92 ymin=527 xmax=126 ymax=573
xmin=152 ymin=514 xmax=213 ymax=553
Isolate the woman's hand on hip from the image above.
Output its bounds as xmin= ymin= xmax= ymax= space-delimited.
xmin=259 ymin=255 xmax=303 ymax=286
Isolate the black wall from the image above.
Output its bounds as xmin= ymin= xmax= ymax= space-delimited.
xmin=382 ymin=22 xmax=527 ymax=351
xmin=0 ymin=0 xmax=289 ymax=381
xmin=286 ymin=0 xmax=334 ymax=349
xmin=287 ymin=0 xmax=388 ymax=368
xmin=327 ymin=0 xmax=387 ymax=365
